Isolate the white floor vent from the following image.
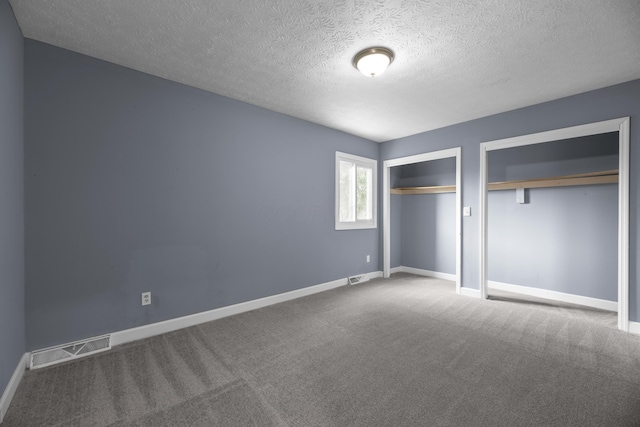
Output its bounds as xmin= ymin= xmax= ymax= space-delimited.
xmin=30 ymin=335 xmax=111 ymax=369
xmin=348 ymin=274 xmax=369 ymax=285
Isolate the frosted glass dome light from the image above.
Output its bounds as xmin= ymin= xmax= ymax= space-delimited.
xmin=353 ymin=47 xmax=394 ymax=77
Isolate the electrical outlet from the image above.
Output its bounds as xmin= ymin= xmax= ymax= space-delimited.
xmin=366 ymin=255 xmax=370 ymax=263
xmin=463 ymin=206 xmax=471 ymax=217
xmin=141 ymin=292 xmax=151 ymax=306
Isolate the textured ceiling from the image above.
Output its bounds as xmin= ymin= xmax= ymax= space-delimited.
xmin=9 ymin=0 xmax=640 ymax=142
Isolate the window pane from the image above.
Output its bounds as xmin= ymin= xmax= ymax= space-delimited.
xmin=356 ymin=166 xmax=373 ymax=220
xmin=339 ymin=161 xmax=356 ymax=222
xmin=335 ymin=151 xmax=376 ymax=230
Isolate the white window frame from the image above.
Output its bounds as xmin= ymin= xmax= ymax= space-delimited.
xmin=335 ymin=151 xmax=378 ymax=230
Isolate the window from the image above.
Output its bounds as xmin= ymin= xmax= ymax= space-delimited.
xmin=335 ymin=151 xmax=377 ymax=230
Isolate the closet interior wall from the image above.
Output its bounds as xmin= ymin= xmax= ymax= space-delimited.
xmin=487 ymin=132 xmax=619 ymax=302
xmin=391 ymin=158 xmax=456 ymax=276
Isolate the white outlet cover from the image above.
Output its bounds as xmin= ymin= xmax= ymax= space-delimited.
xmin=463 ymin=207 xmax=471 ymax=217
xmin=141 ymin=292 xmax=151 ymax=306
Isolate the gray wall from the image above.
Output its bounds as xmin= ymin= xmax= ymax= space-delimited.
xmin=488 ymin=133 xmax=619 ymax=182
xmin=0 ymin=0 xmax=25 ymax=397
xmin=390 ymin=167 xmax=402 ymax=268
xmin=391 ymin=159 xmax=456 ymax=273
xmin=380 ymin=78 xmax=640 ymax=321
xmin=400 ymin=193 xmax=456 ymax=274
xmin=395 ymin=158 xmax=456 ymax=187
xmin=488 ymin=133 xmax=619 ymax=300
xmin=390 ymin=194 xmax=402 ymax=268
xmin=24 ymin=40 xmax=379 ymax=350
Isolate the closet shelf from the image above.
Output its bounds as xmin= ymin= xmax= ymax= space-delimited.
xmin=391 ymin=185 xmax=456 ymax=195
xmin=488 ymin=169 xmax=618 ymax=191
xmin=390 ymin=170 xmax=618 ymax=195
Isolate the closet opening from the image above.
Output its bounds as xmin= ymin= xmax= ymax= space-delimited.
xmin=383 ymin=148 xmax=462 ymax=293
xmin=479 ymin=118 xmax=630 ymax=331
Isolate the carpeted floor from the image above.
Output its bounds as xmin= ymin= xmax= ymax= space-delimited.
xmin=5 ymin=273 xmax=640 ymax=426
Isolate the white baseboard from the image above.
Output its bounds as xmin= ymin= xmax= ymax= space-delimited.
xmin=460 ymin=287 xmax=481 ymax=298
xmin=0 ymin=353 xmax=29 ymax=423
xmin=368 ymin=271 xmax=384 ymax=280
xmin=111 ymin=275 xmax=364 ymax=347
xmin=389 ymin=266 xmax=403 ymax=275
xmin=488 ymin=280 xmax=618 ymax=312
xmin=390 ymin=266 xmax=456 ymax=282
xmin=629 ymin=321 xmax=640 ymax=336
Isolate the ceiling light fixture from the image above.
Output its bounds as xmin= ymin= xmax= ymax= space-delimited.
xmin=353 ymin=47 xmax=394 ymax=77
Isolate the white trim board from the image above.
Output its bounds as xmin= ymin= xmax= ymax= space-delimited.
xmin=389 ymin=266 xmax=456 ymax=282
xmin=389 ymin=266 xmax=480 ymax=297
xmin=383 ymin=147 xmax=462 ymax=295
xmin=629 ymin=321 xmax=640 ymax=336
xmin=488 ymin=281 xmax=617 ymax=312
xmin=368 ymin=271 xmax=384 ymax=280
xmin=460 ymin=287 xmax=481 ymax=298
xmin=389 ymin=266 xmax=403 ymax=275
xmin=479 ymin=117 xmax=630 ymax=331
xmin=0 ymin=353 xmax=29 ymax=423
xmin=112 ymin=273 xmax=379 ymax=347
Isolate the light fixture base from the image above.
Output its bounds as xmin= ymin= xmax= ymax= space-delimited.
xmin=353 ymin=47 xmax=394 ymax=77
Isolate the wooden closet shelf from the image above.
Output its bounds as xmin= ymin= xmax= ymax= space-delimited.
xmin=391 ymin=185 xmax=456 ymax=195
xmin=488 ymin=169 xmax=618 ymax=191
xmin=390 ymin=170 xmax=618 ymax=195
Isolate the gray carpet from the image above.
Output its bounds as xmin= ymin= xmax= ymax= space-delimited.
xmin=5 ymin=273 xmax=640 ymax=426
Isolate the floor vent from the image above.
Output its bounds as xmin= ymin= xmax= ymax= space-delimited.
xmin=348 ymin=274 xmax=369 ymax=285
xmin=30 ymin=335 xmax=111 ymax=369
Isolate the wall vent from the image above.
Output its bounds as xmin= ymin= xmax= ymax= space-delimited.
xmin=348 ymin=274 xmax=369 ymax=285
xmin=30 ymin=335 xmax=111 ymax=369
